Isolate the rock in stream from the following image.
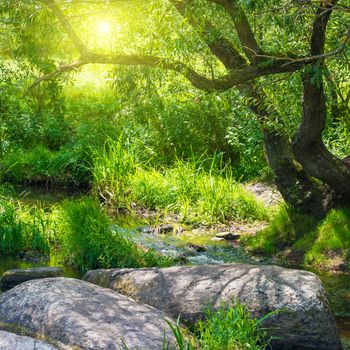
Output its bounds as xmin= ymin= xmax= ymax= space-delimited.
xmin=0 ymin=267 xmax=63 ymax=291
xmin=84 ymin=263 xmax=342 ymax=350
xmin=0 ymin=277 xmax=176 ymax=350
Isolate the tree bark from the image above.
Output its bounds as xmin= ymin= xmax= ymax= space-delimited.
xmin=263 ymin=130 xmax=326 ymax=216
xmin=241 ymin=85 xmax=326 ymax=217
xmin=292 ymin=2 xmax=350 ymax=203
xmin=293 ymin=73 xmax=350 ymax=200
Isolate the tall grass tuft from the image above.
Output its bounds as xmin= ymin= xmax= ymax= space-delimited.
xmin=0 ymin=195 xmax=50 ymax=255
xmin=92 ymin=137 xmax=137 ymax=208
xmin=92 ymin=139 xmax=268 ymax=224
xmin=122 ymin=302 xmax=270 ymax=350
xmin=192 ymin=303 xmax=270 ymax=350
xmin=57 ymin=197 xmax=172 ymax=271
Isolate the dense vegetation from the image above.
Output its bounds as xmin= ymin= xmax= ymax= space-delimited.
xmin=0 ymin=0 xmax=350 ymax=347
xmin=0 ymin=0 xmax=349 ymax=268
xmin=0 ymin=187 xmax=171 ymax=272
xmin=1 ymin=0 xmax=349 ymax=216
xmin=0 ymin=0 xmax=349 ymax=249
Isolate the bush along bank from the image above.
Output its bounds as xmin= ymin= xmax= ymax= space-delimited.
xmin=0 ymin=192 xmax=172 ymax=272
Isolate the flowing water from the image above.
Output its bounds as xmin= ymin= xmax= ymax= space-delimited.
xmin=1 ymin=187 xmax=350 ymax=348
xmin=112 ymin=217 xmax=350 ymax=348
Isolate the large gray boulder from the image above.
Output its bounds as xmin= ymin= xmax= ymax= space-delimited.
xmin=0 ymin=331 xmax=58 ymax=350
xmin=84 ymin=264 xmax=342 ymax=350
xmin=0 ymin=267 xmax=63 ymax=291
xmin=0 ymin=277 xmax=176 ymax=350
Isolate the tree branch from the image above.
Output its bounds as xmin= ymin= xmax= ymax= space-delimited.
xmin=29 ymin=0 xmax=310 ymax=94
xmin=38 ymin=0 xmax=89 ymax=56
xmin=284 ymin=23 xmax=350 ymax=66
xmin=26 ymin=61 xmax=85 ymax=93
xmin=242 ymin=22 xmax=350 ymax=67
xmin=170 ymin=0 xmax=246 ymax=70
xmin=27 ymin=51 xmax=309 ymax=95
xmin=207 ymin=0 xmax=263 ymax=62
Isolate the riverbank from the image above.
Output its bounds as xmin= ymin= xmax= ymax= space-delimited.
xmin=1 ymin=183 xmax=350 ymax=348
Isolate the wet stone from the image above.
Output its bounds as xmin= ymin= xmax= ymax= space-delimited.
xmin=215 ymin=232 xmax=241 ymax=240
xmin=0 ymin=267 xmax=63 ymax=291
xmin=184 ymin=243 xmax=207 ymax=252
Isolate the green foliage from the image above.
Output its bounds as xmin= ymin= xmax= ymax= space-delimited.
xmin=0 ymin=195 xmax=50 ymax=255
xmin=56 ymin=197 xmax=172 ymax=272
xmin=1 ymin=146 xmax=89 ymax=185
xmin=324 ymin=120 xmax=350 ymax=159
xmin=93 ymin=139 xmax=268 ymax=224
xmin=0 ymin=190 xmax=171 ymax=270
xmin=0 ymin=199 xmax=22 ymax=254
xmin=164 ymin=302 xmax=270 ymax=350
xmin=244 ymin=205 xmax=350 ymax=271
xmin=243 ymin=205 xmax=316 ymax=255
xmin=303 ymin=208 xmax=350 ymax=271
xmin=109 ymin=66 xmax=267 ymax=179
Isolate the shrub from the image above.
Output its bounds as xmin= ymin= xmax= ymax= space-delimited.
xmin=57 ymin=197 xmax=172 ymax=271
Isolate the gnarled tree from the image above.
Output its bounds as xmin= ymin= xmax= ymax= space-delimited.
xmin=3 ymin=0 xmax=350 ymax=217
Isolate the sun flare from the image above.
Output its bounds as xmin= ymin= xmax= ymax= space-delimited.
xmin=98 ymin=21 xmax=111 ymax=35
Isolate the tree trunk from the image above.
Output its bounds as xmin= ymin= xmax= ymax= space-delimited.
xmin=288 ymin=1 xmax=350 ymax=207
xmin=292 ymin=71 xmax=350 ymax=203
xmin=241 ymin=84 xmax=325 ymax=217
xmin=263 ymin=130 xmax=325 ymax=216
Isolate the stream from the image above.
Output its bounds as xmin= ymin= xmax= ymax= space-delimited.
xmin=1 ymin=186 xmax=350 ymax=349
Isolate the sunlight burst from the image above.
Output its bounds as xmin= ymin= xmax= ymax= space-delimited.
xmin=98 ymin=21 xmax=111 ymax=35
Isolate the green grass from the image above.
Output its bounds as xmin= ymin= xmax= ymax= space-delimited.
xmin=56 ymin=197 xmax=173 ymax=272
xmin=122 ymin=302 xmax=270 ymax=350
xmin=189 ymin=303 xmax=270 ymax=350
xmin=303 ymin=208 xmax=350 ymax=271
xmin=92 ymin=137 xmax=137 ymax=207
xmin=121 ymin=302 xmax=270 ymax=350
xmin=243 ymin=204 xmax=350 ymax=271
xmin=0 ymin=188 xmax=172 ymax=271
xmin=242 ymin=205 xmax=317 ymax=255
xmin=93 ymin=139 xmax=268 ymax=225
xmin=0 ymin=195 xmax=51 ymax=255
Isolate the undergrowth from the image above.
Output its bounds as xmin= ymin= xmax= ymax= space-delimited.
xmin=0 ymin=188 xmax=172 ymax=272
xmin=243 ymin=204 xmax=350 ymax=271
xmin=0 ymin=194 xmax=50 ymax=255
xmin=93 ymin=139 xmax=268 ymax=225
